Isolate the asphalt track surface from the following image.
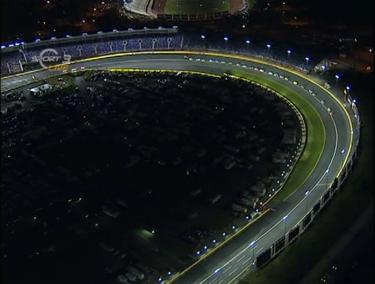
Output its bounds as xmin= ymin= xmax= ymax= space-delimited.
xmin=1 ymin=51 xmax=358 ymax=284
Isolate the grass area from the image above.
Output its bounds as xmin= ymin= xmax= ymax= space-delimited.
xmin=164 ymin=0 xmax=230 ymax=15
xmin=239 ymin=72 xmax=374 ymax=284
xmin=45 ymin=73 xmax=75 ymax=86
xmin=233 ymin=70 xmax=326 ymax=202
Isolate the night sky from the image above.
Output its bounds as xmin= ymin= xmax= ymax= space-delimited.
xmin=1 ymin=0 xmax=373 ymax=42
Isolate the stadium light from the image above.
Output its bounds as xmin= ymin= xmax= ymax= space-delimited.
xmin=224 ymin=36 xmax=229 ymax=41
xmin=201 ymin=35 xmax=206 ymax=39
xmin=305 ymin=57 xmax=310 ymax=63
xmin=266 ymin=43 xmax=271 ymax=49
xmin=245 ymin=39 xmax=251 ymax=44
xmin=287 ymin=49 xmax=292 ymax=55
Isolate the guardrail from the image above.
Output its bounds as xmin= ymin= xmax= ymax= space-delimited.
xmin=233 ymin=69 xmax=361 ymax=282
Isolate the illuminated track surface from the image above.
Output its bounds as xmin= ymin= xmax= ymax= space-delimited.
xmin=1 ymin=51 xmax=359 ymax=284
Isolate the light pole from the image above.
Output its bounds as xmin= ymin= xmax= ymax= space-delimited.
xmin=266 ymin=43 xmax=271 ymax=53
xmin=201 ymin=34 xmax=206 ymax=49
xmin=351 ymin=98 xmax=357 ymax=112
xmin=224 ymin=36 xmax=229 ymax=49
xmin=343 ymin=85 xmax=351 ymax=103
xmin=335 ymin=74 xmax=340 ymax=86
xmin=249 ymin=240 xmax=256 ymax=265
xmin=305 ymin=56 xmax=310 ymax=66
xmin=305 ymin=190 xmax=310 ymax=212
xmin=245 ymin=40 xmax=251 ymax=53
xmin=282 ymin=215 xmax=288 ymax=235
xmin=335 ymin=74 xmax=340 ymax=88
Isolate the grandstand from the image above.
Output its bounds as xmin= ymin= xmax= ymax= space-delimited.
xmin=1 ymin=27 xmax=183 ymax=76
xmin=1 ymin=27 xmax=324 ymax=77
xmin=123 ymin=0 xmax=157 ymax=18
xmin=124 ymin=0 xmax=248 ymax=20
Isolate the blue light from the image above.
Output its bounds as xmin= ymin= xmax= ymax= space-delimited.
xmin=245 ymin=40 xmax=251 ymax=44
xmin=287 ymin=49 xmax=291 ymax=54
xmin=346 ymin=85 xmax=350 ymax=91
xmin=282 ymin=215 xmax=288 ymax=221
xmin=266 ymin=44 xmax=271 ymax=48
xmin=335 ymin=74 xmax=340 ymax=79
xmin=249 ymin=240 xmax=256 ymax=247
xmin=8 ymin=44 xmax=14 ymax=47
xmin=1 ymin=45 xmax=6 ymax=49
xmin=214 ymin=268 xmax=221 ymax=274
xmin=201 ymin=35 xmax=206 ymax=39
xmin=305 ymin=57 xmax=310 ymax=61
xmin=224 ymin=36 xmax=229 ymax=41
